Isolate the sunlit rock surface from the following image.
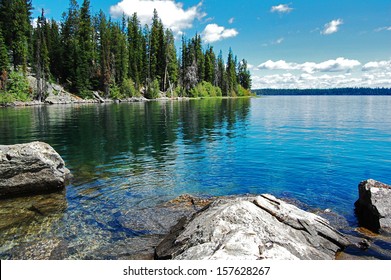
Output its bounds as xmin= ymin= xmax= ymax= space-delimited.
xmin=0 ymin=142 xmax=70 ymax=198
xmin=156 ymin=194 xmax=350 ymax=260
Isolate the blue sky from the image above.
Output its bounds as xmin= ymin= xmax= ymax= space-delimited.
xmin=31 ymin=0 xmax=391 ymax=89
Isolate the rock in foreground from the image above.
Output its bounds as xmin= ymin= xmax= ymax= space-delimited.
xmin=156 ymin=194 xmax=350 ymax=260
xmin=355 ymin=179 xmax=391 ymax=233
xmin=0 ymin=142 xmax=70 ymax=198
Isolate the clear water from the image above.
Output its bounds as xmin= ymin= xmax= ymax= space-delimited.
xmin=1 ymin=96 xmax=391 ymax=259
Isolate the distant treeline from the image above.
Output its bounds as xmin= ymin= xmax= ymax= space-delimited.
xmin=254 ymin=88 xmax=391 ymax=96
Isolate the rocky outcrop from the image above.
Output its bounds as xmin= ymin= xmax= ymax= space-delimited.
xmin=45 ymin=84 xmax=98 ymax=104
xmin=156 ymin=194 xmax=350 ymax=260
xmin=355 ymin=179 xmax=391 ymax=233
xmin=0 ymin=142 xmax=70 ymax=198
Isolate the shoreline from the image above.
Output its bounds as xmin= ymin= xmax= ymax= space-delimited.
xmin=0 ymin=96 xmax=254 ymax=108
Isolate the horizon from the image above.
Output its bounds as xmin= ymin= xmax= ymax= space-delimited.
xmin=29 ymin=0 xmax=391 ymax=90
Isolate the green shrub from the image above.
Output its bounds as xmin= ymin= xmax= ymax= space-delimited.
xmin=237 ymin=85 xmax=252 ymax=97
xmin=189 ymin=81 xmax=222 ymax=98
xmin=0 ymin=71 xmax=31 ymax=103
xmin=174 ymin=86 xmax=185 ymax=97
xmin=79 ymin=89 xmax=93 ymax=99
xmin=109 ymin=82 xmax=121 ymax=99
xmin=145 ymin=79 xmax=160 ymax=99
xmin=120 ymin=78 xmax=138 ymax=98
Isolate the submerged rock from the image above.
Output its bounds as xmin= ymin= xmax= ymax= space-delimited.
xmin=0 ymin=190 xmax=67 ymax=230
xmin=156 ymin=194 xmax=350 ymax=260
xmin=0 ymin=142 xmax=70 ymax=198
xmin=355 ymin=179 xmax=391 ymax=233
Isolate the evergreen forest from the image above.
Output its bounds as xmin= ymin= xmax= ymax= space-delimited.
xmin=0 ymin=0 xmax=252 ymax=103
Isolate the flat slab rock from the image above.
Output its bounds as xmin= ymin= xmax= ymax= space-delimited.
xmin=0 ymin=142 xmax=70 ymax=198
xmin=355 ymin=179 xmax=391 ymax=232
xmin=156 ymin=194 xmax=350 ymax=260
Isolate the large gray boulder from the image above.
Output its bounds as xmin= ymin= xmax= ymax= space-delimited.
xmin=156 ymin=194 xmax=350 ymax=260
xmin=355 ymin=179 xmax=391 ymax=232
xmin=0 ymin=142 xmax=70 ymax=198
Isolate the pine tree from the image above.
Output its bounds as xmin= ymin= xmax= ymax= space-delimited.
xmin=194 ymin=34 xmax=204 ymax=82
xmin=226 ymin=48 xmax=238 ymax=96
xmin=216 ymin=50 xmax=227 ymax=94
xmin=164 ymin=29 xmax=178 ymax=91
xmin=204 ymin=46 xmax=216 ymax=85
xmin=128 ymin=13 xmax=143 ymax=88
xmin=61 ymin=0 xmax=80 ymax=91
xmin=149 ymin=9 xmax=165 ymax=89
xmin=47 ymin=19 xmax=62 ymax=81
xmin=0 ymin=0 xmax=32 ymax=73
xmin=238 ymin=59 xmax=252 ymax=90
xmin=96 ymin=10 xmax=111 ymax=97
xmin=34 ymin=8 xmax=50 ymax=101
xmin=0 ymin=30 xmax=9 ymax=90
xmin=110 ymin=21 xmax=128 ymax=86
xmin=77 ymin=0 xmax=94 ymax=94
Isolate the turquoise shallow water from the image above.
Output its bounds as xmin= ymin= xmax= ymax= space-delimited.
xmin=1 ymin=96 xmax=391 ymax=259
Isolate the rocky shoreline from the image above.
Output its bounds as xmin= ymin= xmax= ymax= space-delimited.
xmin=1 ymin=142 xmax=391 ymax=260
xmin=0 ymin=82 xmax=208 ymax=108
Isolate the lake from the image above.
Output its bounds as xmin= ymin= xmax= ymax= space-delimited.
xmin=1 ymin=96 xmax=391 ymax=259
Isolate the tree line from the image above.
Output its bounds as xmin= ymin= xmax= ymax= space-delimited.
xmin=0 ymin=0 xmax=252 ymax=102
xmin=254 ymin=88 xmax=391 ymax=96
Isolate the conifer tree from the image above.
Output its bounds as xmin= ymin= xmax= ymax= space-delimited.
xmin=34 ymin=9 xmax=50 ymax=101
xmin=127 ymin=13 xmax=144 ymax=88
xmin=216 ymin=50 xmax=227 ymax=94
xmin=47 ymin=19 xmax=62 ymax=81
xmin=0 ymin=30 xmax=9 ymax=90
xmin=204 ymin=46 xmax=216 ymax=85
xmin=0 ymin=0 xmax=32 ymax=73
xmin=77 ymin=0 xmax=94 ymax=94
xmin=164 ymin=29 xmax=178 ymax=91
xmin=110 ymin=21 xmax=128 ymax=86
xmin=61 ymin=0 xmax=80 ymax=91
xmin=226 ymin=48 xmax=238 ymax=96
xmin=238 ymin=59 xmax=252 ymax=90
xmin=149 ymin=9 xmax=165 ymax=89
xmin=96 ymin=10 xmax=111 ymax=97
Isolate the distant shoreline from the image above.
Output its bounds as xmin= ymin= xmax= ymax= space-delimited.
xmin=254 ymin=88 xmax=391 ymax=96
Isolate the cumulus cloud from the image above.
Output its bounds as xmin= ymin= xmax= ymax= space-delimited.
xmin=251 ymin=58 xmax=391 ymax=89
xmin=257 ymin=57 xmax=360 ymax=73
xmin=271 ymin=4 xmax=293 ymax=13
xmin=322 ymin=19 xmax=343 ymax=35
xmin=202 ymin=23 xmax=239 ymax=43
xmin=110 ymin=0 xmax=205 ymax=34
xmin=362 ymin=60 xmax=391 ymax=71
xmin=251 ymin=71 xmax=391 ymax=89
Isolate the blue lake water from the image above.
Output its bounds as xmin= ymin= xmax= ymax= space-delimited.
xmin=1 ymin=96 xmax=391 ymax=259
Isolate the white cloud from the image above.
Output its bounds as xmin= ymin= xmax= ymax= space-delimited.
xmin=252 ymin=71 xmax=391 ymax=89
xmin=274 ymin=37 xmax=284 ymax=44
xmin=362 ymin=60 xmax=391 ymax=71
xmin=202 ymin=23 xmax=239 ymax=43
xmin=271 ymin=4 xmax=293 ymax=14
xmin=110 ymin=0 xmax=205 ymax=34
xmin=375 ymin=26 xmax=391 ymax=32
xmin=251 ymin=58 xmax=391 ymax=89
xmin=228 ymin=17 xmax=235 ymax=24
xmin=257 ymin=57 xmax=360 ymax=73
xmin=322 ymin=19 xmax=343 ymax=35
xmin=257 ymin=60 xmax=295 ymax=71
